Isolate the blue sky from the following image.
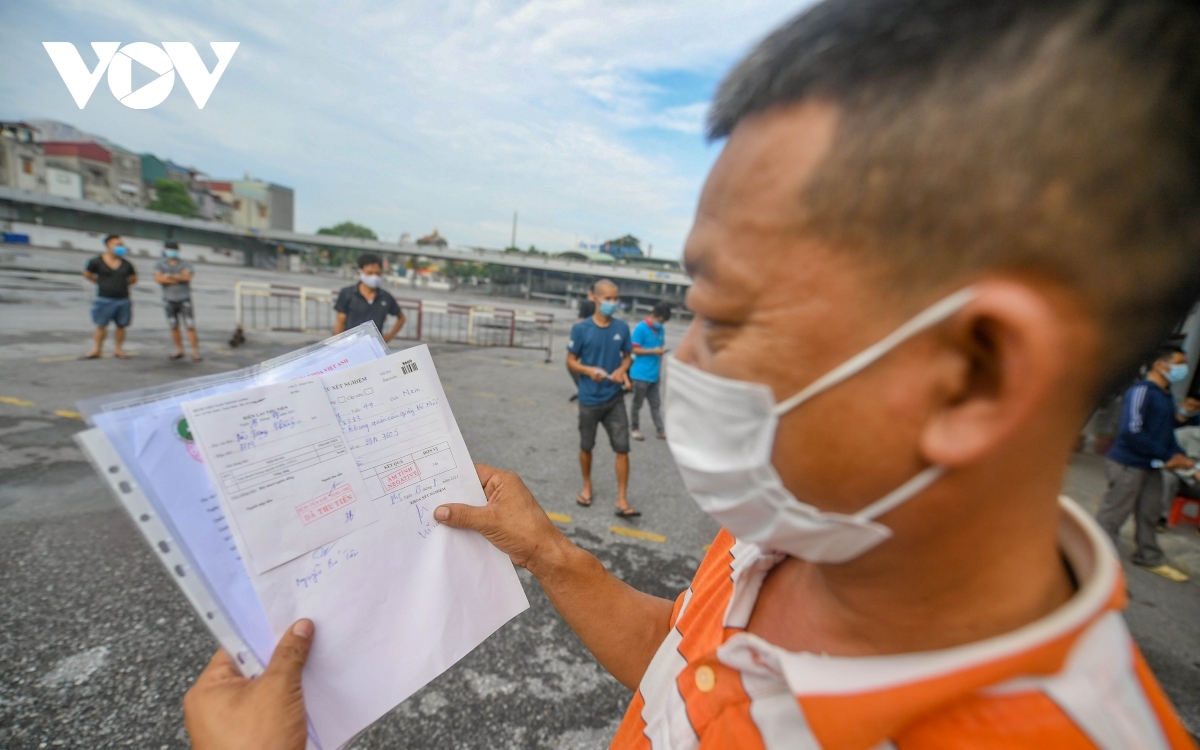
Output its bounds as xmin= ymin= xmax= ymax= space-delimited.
xmin=0 ymin=1 xmax=806 ymax=257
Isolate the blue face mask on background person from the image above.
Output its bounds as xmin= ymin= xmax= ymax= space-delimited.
xmin=165 ymin=249 xmax=180 ymax=259
xmin=599 ymin=301 xmax=619 ymax=317
xmin=113 ymin=245 xmax=128 ymax=257
xmin=1166 ymin=363 xmax=1189 ymax=383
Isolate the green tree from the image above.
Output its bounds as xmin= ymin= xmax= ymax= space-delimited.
xmin=317 ymin=221 xmax=377 ymax=240
xmin=316 ymin=221 xmax=378 ymax=266
xmin=147 ymin=179 xmax=197 ymax=217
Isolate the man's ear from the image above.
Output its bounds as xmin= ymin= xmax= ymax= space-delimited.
xmin=918 ymin=279 xmax=1090 ymax=468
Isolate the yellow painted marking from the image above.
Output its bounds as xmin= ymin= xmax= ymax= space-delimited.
xmin=36 ymin=355 xmax=80 ymax=363
xmin=702 ymin=544 xmax=711 ymax=552
xmin=473 ymin=391 xmax=497 ymax=399
xmin=515 ymin=398 xmax=538 ymax=406
xmin=443 ymin=384 xmax=457 ymax=392
xmin=546 ymin=512 xmax=572 ymax=523
xmin=0 ymin=396 xmax=35 ymax=407
xmin=609 ymin=526 xmax=666 ymax=543
xmin=54 ymin=410 xmax=84 ymax=420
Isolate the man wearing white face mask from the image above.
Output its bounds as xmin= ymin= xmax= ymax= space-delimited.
xmin=333 ymin=253 xmax=405 ymax=343
xmin=182 ymin=0 xmax=1199 ymax=746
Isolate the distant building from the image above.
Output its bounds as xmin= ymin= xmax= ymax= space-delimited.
xmin=105 ymin=144 xmax=143 ymax=209
xmin=201 ymin=177 xmax=293 ymax=231
xmin=555 ymin=250 xmax=616 ymax=264
xmin=46 ymin=166 xmax=82 ymax=199
xmin=141 ymin=154 xmax=195 ymax=188
xmin=43 ymin=141 xmax=114 ymax=204
xmin=265 ymin=182 xmax=294 ymax=232
xmin=417 ymin=228 xmax=448 ymax=247
xmin=0 ymin=122 xmax=46 ymax=193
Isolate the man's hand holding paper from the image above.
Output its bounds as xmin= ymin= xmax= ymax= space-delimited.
xmin=181 ymin=344 xmax=529 ymax=749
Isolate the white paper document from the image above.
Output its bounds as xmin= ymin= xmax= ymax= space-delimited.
xmin=86 ymin=327 xmax=391 ymax=667
xmin=184 ymin=344 xmax=529 ymax=749
xmin=184 ymin=379 xmax=379 ymax=573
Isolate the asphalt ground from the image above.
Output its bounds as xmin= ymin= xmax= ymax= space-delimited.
xmin=0 ymin=245 xmax=1197 ymax=747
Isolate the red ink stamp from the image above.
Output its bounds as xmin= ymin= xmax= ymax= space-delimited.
xmin=296 ymin=484 xmax=357 ymax=525
xmin=383 ymin=463 xmax=421 ymax=492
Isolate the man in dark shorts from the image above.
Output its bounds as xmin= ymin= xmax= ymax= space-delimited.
xmin=82 ymin=234 xmax=137 ymax=359
xmin=566 ymin=279 xmax=637 ymax=516
xmin=154 ymin=241 xmax=202 ymax=361
xmin=332 ymin=253 xmax=405 ymax=342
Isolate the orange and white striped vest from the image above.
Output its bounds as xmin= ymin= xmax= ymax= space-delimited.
xmin=612 ymin=497 xmax=1196 ymax=749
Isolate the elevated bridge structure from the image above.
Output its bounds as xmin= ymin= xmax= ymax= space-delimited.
xmin=0 ymin=186 xmax=690 ymax=311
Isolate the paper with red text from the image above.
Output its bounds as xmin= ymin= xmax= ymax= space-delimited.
xmin=185 ymin=344 xmax=528 ymax=750
xmin=183 ymin=378 xmax=379 ymax=574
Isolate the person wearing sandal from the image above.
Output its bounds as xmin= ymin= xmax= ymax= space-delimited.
xmin=629 ymin=301 xmax=671 ymax=442
xmin=154 ymin=241 xmax=203 ymax=362
xmin=567 ymin=279 xmax=639 ymax=517
xmin=82 ymin=234 xmax=137 ymax=360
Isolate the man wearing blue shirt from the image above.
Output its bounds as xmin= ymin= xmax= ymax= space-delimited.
xmin=1096 ymin=345 xmax=1196 ymax=582
xmin=566 ymin=279 xmax=637 ymax=516
xmin=629 ymin=302 xmax=671 ymax=441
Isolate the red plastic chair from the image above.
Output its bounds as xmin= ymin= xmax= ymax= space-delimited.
xmin=1167 ymin=495 xmax=1200 ymax=528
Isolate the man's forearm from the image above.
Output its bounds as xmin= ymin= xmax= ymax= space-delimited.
xmin=566 ymin=356 xmax=596 ymax=377
xmin=529 ymin=536 xmax=675 ymax=690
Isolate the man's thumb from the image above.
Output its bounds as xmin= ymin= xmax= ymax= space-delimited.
xmin=434 ymin=502 xmax=485 ymax=530
xmin=263 ymin=619 xmax=314 ymax=682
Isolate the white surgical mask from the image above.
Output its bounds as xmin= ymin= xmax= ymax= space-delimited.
xmin=664 ymin=287 xmax=976 ymax=563
xmin=360 ymin=274 xmax=381 ymax=289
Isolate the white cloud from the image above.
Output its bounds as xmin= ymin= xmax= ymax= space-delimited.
xmin=1 ymin=0 xmax=808 ymax=257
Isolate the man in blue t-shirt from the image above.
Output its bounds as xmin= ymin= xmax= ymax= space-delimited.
xmin=1096 ymin=344 xmax=1197 ymax=582
xmin=629 ymin=301 xmax=671 ymax=441
xmin=566 ymin=279 xmax=637 ymax=516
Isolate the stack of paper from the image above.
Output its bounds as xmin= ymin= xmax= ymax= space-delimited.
xmin=75 ymin=326 xmax=529 ymax=749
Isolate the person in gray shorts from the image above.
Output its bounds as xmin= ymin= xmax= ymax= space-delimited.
xmin=153 ymin=241 xmax=202 ymax=362
xmin=566 ymin=279 xmax=638 ymax=516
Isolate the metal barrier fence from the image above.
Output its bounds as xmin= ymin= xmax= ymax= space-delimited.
xmin=234 ymin=281 xmax=555 ymax=360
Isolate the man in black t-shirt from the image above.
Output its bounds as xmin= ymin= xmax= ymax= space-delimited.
xmin=82 ymin=234 xmax=138 ymax=359
xmin=333 ymin=253 xmax=405 ymax=342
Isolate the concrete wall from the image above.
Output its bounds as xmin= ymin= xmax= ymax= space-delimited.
xmin=45 ymin=167 xmax=82 ymax=199
xmin=0 ymin=139 xmax=46 ymax=193
xmin=45 ymin=155 xmax=114 ymax=204
xmin=268 ymin=183 xmax=294 ymax=231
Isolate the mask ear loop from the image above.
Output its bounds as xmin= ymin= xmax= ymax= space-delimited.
xmin=854 ymin=465 xmax=945 ymax=521
xmin=771 ymin=287 xmax=978 ymax=416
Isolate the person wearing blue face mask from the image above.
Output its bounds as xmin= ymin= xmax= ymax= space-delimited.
xmin=82 ymin=234 xmax=138 ymax=359
xmin=1097 ymin=344 xmax=1196 ymax=581
xmin=154 ymin=241 xmax=202 ymax=362
xmin=565 ymin=278 xmax=637 ymax=516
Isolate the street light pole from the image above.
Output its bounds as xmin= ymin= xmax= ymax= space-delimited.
xmin=511 ymin=211 xmax=518 ymax=250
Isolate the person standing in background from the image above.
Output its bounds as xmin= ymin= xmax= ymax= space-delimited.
xmin=629 ymin=301 xmax=671 ymax=441
xmin=154 ymin=241 xmax=202 ymax=362
xmin=333 ymin=253 xmax=405 ymax=342
xmin=566 ymin=279 xmax=637 ymax=516
xmin=568 ymin=298 xmax=597 ymax=403
xmin=81 ymin=234 xmax=137 ymax=360
xmin=1096 ymin=345 xmax=1196 ymax=581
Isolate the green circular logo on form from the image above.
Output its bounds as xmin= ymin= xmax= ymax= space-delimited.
xmin=176 ymin=418 xmax=193 ymax=442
